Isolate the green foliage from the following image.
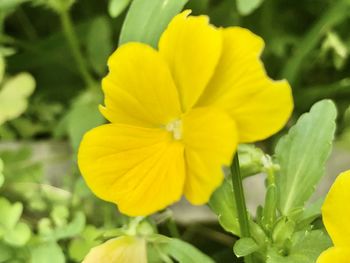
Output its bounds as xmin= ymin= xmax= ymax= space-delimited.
xmin=209 ymin=177 xmax=240 ymax=236
xmin=108 ymin=0 xmax=131 ymax=18
xmin=30 ymin=241 xmax=65 ymax=263
xmin=119 ymin=0 xmax=189 ymax=47
xmin=233 ymin=237 xmax=259 ymax=257
xmin=266 ymin=230 xmax=331 ymax=263
xmin=65 ymin=90 xmax=105 ymax=151
xmin=68 ymin=225 xmax=102 ymax=261
xmin=0 ymin=64 xmax=36 ymax=125
xmin=0 ymin=158 xmax=3 ymax=188
xmin=0 ymin=198 xmax=31 ymax=247
xmin=276 ymin=100 xmax=337 ymax=215
xmin=33 ymin=0 xmax=76 ymax=13
xmin=236 ymin=0 xmax=264 ymax=16
xmin=149 ymin=235 xmax=215 ymax=263
xmin=86 ymin=16 xmax=113 ymax=76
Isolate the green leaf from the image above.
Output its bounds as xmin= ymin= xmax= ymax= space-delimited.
xmin=0 ymin=0 xmax=29 ymax=11
xmin=271 ymin=217 xmax=295 ymax=246
xmin=86 ymin=16 xmax=113 ymax=75
xmin=66 ymin=91 xmax=105 ymax=150
xmin=0 ymin=158 xmax=4 ymax=188
xmin=233 ymin=237 xmax=259 ymax=257
xmin=0 ymin=73 xmax=36 ymax=125
xmin=296 ymin=198 xmax=324 ymax=230
xmin=236 ymin=0 xmax=264 ymax=16
xmin=32 ymin=0 xmax=75 ymax=13
xmin=119 ymin=0 xmax=188 ymax=47
xmin=162 ymin=238 xmax=215 ymax=263
xmin=0 ymin=242 xmax=12 ymax=262
xmin=30 ymin=241 xmax=65 ymax=263
xmin=209 ymin=177 xmax=240 ymax=236
xmin=108 ymin=0 xmax=131 ymax=18
xmin=41 ymin=212 xmax=86 ymax=241
xmin=0 ymin=198 xmax=23 ymax=230
xmin=238 ymin=144 xmax=265 ymax=178
xmin=68 ymin=225 xmax=102 ymax=261
xmin=0 ymin=147 xmax=43 ymax=184
xmin=267 ymin=230 xmax=331 ymax=263
xmin=0 ymin=56 xmax=4 ymax=83
xmin=4 ymin=222 xmax=31 ymax=246
xmin=276 ymin=100 xmax=337 ymax=215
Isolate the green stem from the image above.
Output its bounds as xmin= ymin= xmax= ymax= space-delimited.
xmin=166 ymin=217 xmax=180 ymax=238
xmin=262 ymin=167 xmax=277 ymax=231
xmin=231 ymin=154 xmax=253 ymax=263
xmin=281 ymin=0 xmax=350 ymax=85
xmin=59 ymin=9 xmax=95 ymax=88
xmin=16 ymin=7 xmax=38 ymax=40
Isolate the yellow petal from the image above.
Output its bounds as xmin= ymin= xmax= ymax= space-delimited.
xmin=317 ymin=246 xmax=350 ymax=263
xmin=182 ymin=107 xmax=237 ymax=204
xmin=101 ymin=42 xmax=181 ymax=127
xmin=78 ymin=124 xmax=185 ymax=216
xmin=83 ymin=236 xmax=147 ymax=263
xmin=197 ymin=27 xmax=293 ymax=142
xmin=158 ymin=10 xmax=222 ymax=112
xmin=322 ymin=170 xmax=350 ymax=246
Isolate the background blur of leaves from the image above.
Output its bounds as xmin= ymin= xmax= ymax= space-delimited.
xmin=0 ymin=0 xmax=349 ymax=262
xmin=1 ymin=0 xmax=350 ymax=142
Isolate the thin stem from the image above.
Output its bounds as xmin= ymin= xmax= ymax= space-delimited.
xmin=281 ymin=0 xmax=350 ymax=85
xmin=166 ymin=217 xmax=180 ymax=238
xmin=231 ymin=153 xmax=253 ymax=263
xmin=16 ymin=7 xmax=38 ymax=40
xmin=262 ymin=167 xmax=277 ymax=231
xmin=59 ymin=9 xmax=95 ymax=88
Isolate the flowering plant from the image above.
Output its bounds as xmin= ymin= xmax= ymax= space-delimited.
xmin=0 ymin=0 xmax=349 ymax=262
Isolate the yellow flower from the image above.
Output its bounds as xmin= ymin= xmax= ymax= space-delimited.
xmin=78 ymin=10 xmax=293 ymax=216
xmin=317 ymin=170 xmax=350 ymax=263
xmin=83 ymin=236 xmax=147 ymax=263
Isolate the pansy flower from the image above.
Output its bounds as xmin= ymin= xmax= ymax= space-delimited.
xmin=78 ymin=10 xmax=293 ymax=216
xmin=317 ymin=170 xmax=350 ymax=263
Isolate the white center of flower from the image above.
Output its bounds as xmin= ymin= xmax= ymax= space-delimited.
xmin=166 ymin=119 xmax=182 ymax=140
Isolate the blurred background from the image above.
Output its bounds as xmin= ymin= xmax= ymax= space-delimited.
xmin=0 ymin=0 xmax=349 ymax=262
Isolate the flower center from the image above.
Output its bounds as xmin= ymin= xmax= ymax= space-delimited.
xmin=166 ymin=119 xmax=182 ymax=140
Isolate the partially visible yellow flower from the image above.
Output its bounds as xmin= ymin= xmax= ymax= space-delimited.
xmin=78 ymin=10 xmax=293 ymax=216
xmin=83 ymin=236 xmax=147 ymax=263
xmin=317 ymin=170 xmax=350 ymax=263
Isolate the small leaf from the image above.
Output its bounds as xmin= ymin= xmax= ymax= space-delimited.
xmin=0 ymin=73 xmax=35 ymax=125
xmin=0 ymin=55 xmax=4 ymax=82
xmin=209 ymin=177 xmax=240 ymax=236
xmin=30 ymin=241 xmax=65 ymax=263
xmin=0 ymin=242 xmax=12 ymax=262
xmin=119 ymin=0 xmax=188 ymax=47
xmin=276 ymin=100 xmax=337 ymax=215
xmin=43 ymin=212 xmax=85 ymax=241
xmin=4 ymin=222 xmax=31 ymax=246
xmin=267 ymin=230 xmax=332 ymax=263
xmin=66 ymin=91 xmax=105 ymax=151
xmin=0 ymin=198 xmax=23 ymax=230
xmin=0 ymin=0 xmax=28 ymax=11
xmin=0 ymin=158 xmax=4 ymax=188
xmin=233 ymin=237 xmax=259 ymax=257
xmin=108 ymin=0 xmax=131 ymax=18
xmin=162 ymin=238 xmax=215 ymax=263
xmin=271 ymin=217 xmax=295 ymax=246
xmin=236 ymin=0 xmax=264 ymax=16
xmin=86 ymin=16 xmax=113 ymax=75
xmin=238 ymin=144 xmax=265 ymax=178
xmin=68 ymin=225 xmax=102 ymax=261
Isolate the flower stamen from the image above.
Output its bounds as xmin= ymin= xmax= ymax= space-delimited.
xmin=166 ymin=119 xmax=182 ymax=140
